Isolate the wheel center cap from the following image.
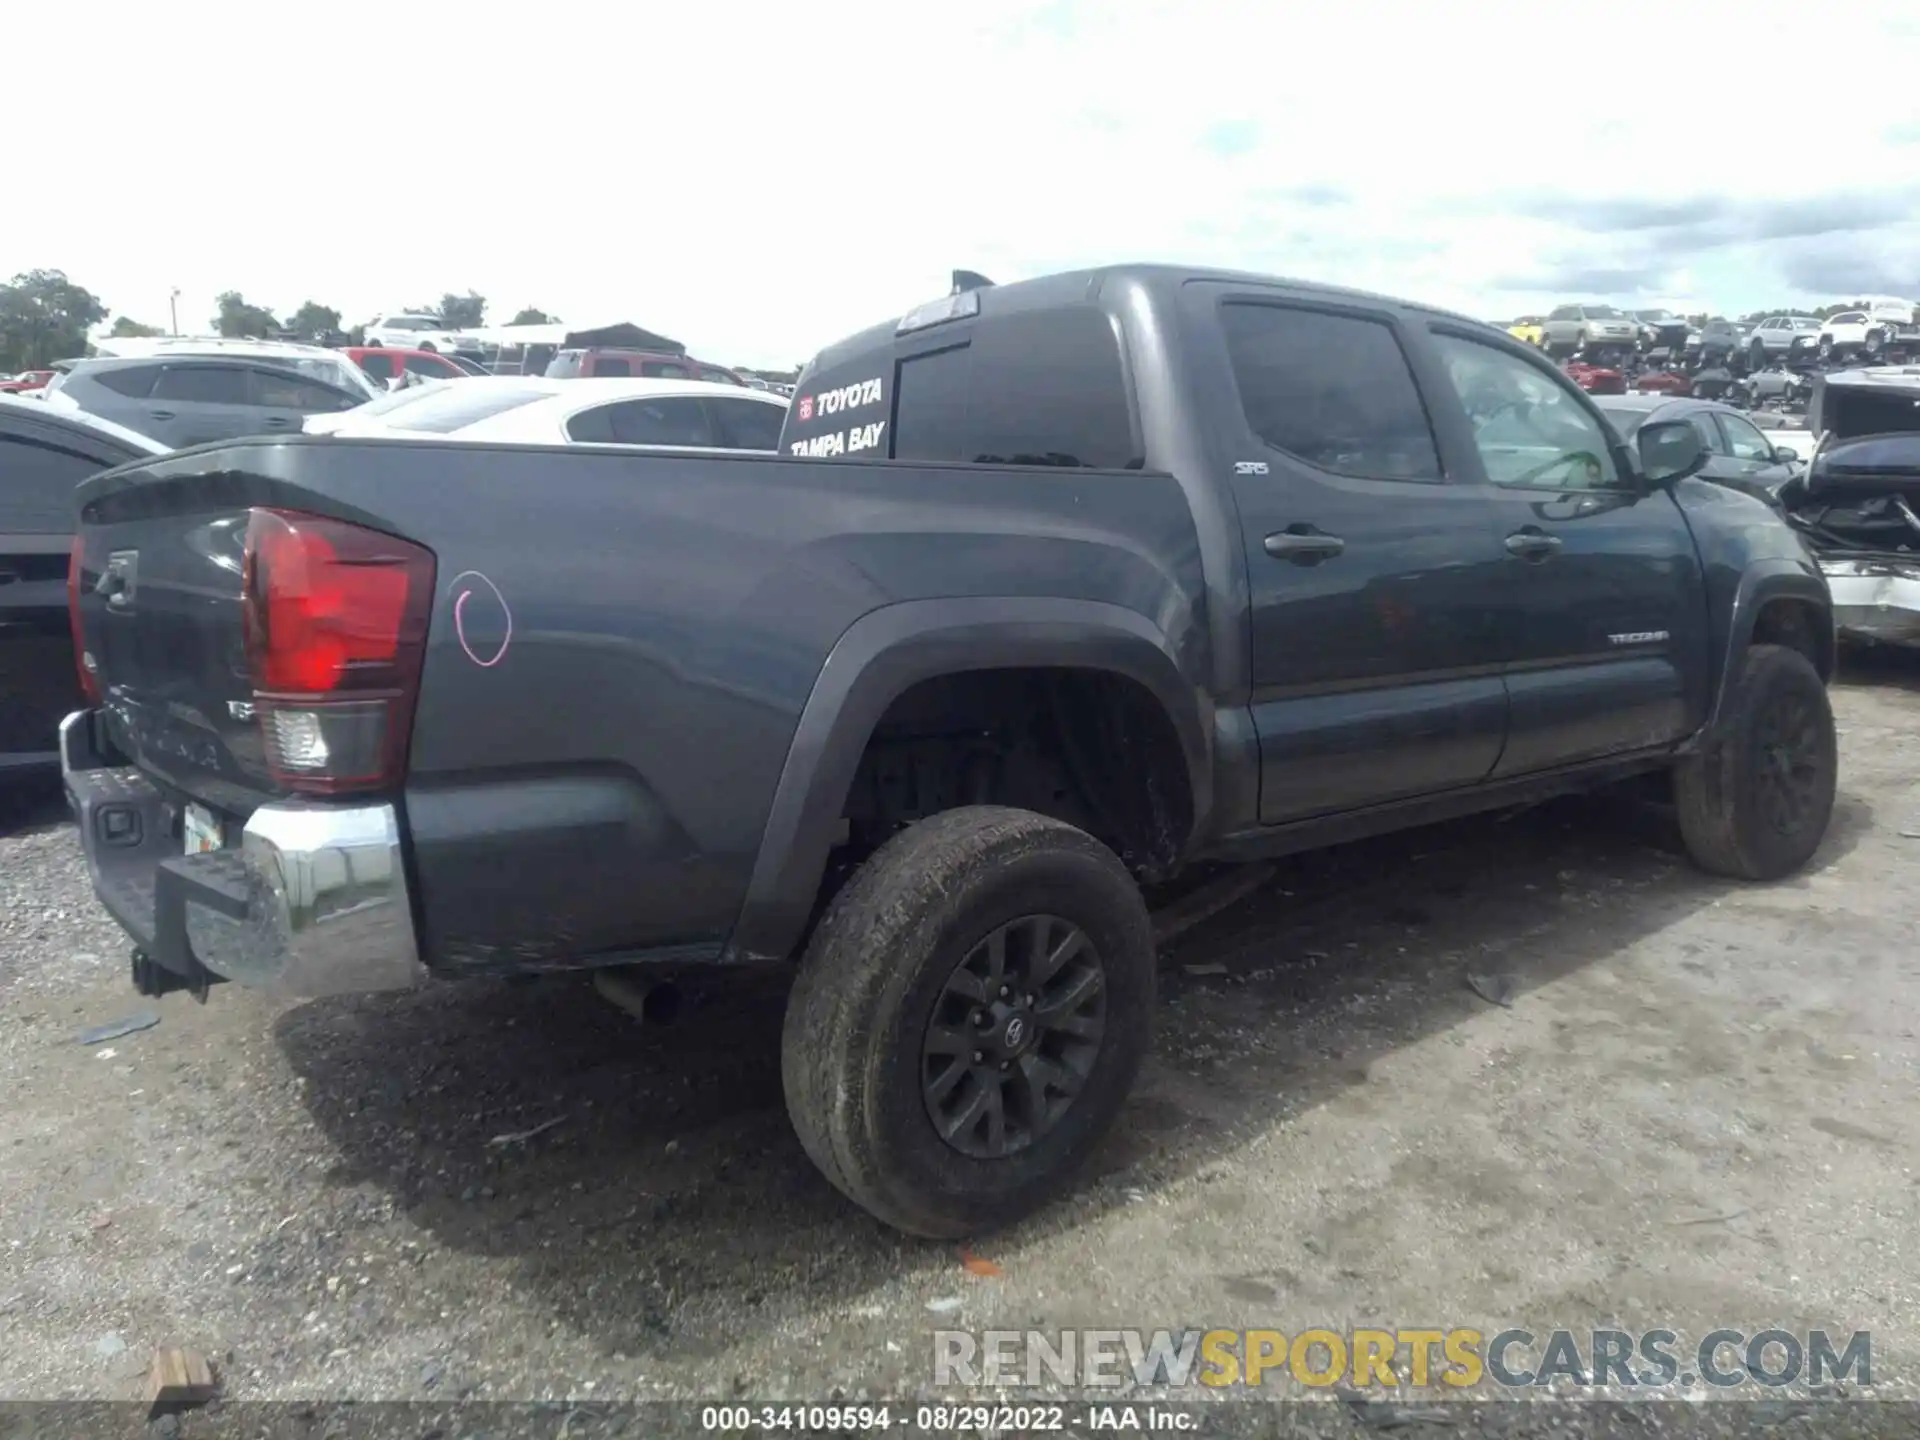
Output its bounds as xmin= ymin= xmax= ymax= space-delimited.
xmin=1002 ymin=1015 xmax=1027 ymax=1052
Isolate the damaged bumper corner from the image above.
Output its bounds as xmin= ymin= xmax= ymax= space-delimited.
xmin=1819 ymin=556 xmax=1920 ymax=646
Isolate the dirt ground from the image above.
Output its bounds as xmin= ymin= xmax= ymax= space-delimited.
xmin=3 ymin=657 xmax=1918 ymax=1435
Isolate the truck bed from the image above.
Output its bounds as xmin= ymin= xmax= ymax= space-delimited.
xmin=71 ymin=436 xmax=1204 ymax=976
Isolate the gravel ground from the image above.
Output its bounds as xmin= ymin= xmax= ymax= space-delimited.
xmin=3 ymin=658 xmax=1918 ymax=1439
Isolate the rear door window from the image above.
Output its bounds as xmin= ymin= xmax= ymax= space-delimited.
xmin=708 ymin=397 xmax=786 ymax=451
xmin=151 ymin=365 xmax=251 ymax=404
xmin=590 ymin=355 xmax=633 ymax=377
xmin=247 ymin=367 xmax=361 ymax=411
xmin=602 ymin=397 xmax=715 ymax=446
xmin=639 ymin=360 xmax=693 ymax=379
xmin=402 ymin=353 xmax=455 ymax=378
xmin=91 ymin=364 xmax=160 ymax=399
xmin=358 ymin=352 xmax=396 ymax=381
xmin=1223 ymin=304 xmax=1443 ymax=482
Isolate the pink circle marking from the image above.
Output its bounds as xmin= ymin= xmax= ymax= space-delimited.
xmin=449 ymin=570 xmax=512 ymax=668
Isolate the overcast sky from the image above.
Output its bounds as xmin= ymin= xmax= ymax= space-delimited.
xmin=8 ymin=0 xmax=1919 ymax=368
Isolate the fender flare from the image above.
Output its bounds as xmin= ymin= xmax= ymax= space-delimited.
xmin=1701 ymin=560 xmax=1835 ymax=738
xmin=722 ymin=596 xmax=1211 ymax=964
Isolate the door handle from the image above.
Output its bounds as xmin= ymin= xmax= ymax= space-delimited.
xmin=1505 ymin=528 xmax=1563 ymax=560
xmin=1264 ymin=527 xmax=1346 ymax=564
xmin=148 ymin=410 xmax=176 ymax=421
xmin=261 ymin=416 xmax=292 ymax=428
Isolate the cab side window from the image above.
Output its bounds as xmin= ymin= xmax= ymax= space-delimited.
xmin=1433 ymin=333 xmax=1625 ymax=492
xmin=1221 ymin=303 xmax=1442 ymax=482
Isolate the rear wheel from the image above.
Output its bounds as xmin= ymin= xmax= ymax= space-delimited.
xmin=1818 ymin=335 xmax=1834 ymax=361
xmin=782 ymin=805 xmax=1154 ymax=1238
xmin=1674 ymin=644 xmax=1836 ymax=881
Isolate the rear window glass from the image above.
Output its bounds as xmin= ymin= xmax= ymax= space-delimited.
xmin=786 ymin=305 xmax=1138 ymax=468
xmin=384 ymin=385 xmax=552 ymax=433
xmin=640 ymin=360 xmax=692 ymax=379
xmin=591 ymin=356 xmax=633 ymax=377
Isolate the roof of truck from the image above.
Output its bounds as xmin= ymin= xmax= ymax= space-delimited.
xmin=804 ymin=263 xmax=1490 ymax=375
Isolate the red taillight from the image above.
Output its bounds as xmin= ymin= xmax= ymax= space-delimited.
xmin=68 ymin=535 xmax=102 ymax=703
xmin=242 ymin=508 xmax=435 ymax=795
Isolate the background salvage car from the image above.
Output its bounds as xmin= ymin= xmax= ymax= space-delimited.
xmin=0 ymin=395 xmax=163 ymax=776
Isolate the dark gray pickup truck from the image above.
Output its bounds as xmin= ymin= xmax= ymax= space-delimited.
xmin=62 ymin=264 xmax=1838 ymax=1238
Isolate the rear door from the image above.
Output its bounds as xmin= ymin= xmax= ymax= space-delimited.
xmin=1184 ymin=283 xmax=1516 ymax=823
xmin=1423 ymin=325 xmax=1711 ymax=776
xmin=147 ymin=363 xmax=259 ymax=445
xmin=0 ymin=421 xmax=137 ymax=763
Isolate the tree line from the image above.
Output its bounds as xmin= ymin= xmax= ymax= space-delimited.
xmin=0 ymin=269 xmax=558 ymax=370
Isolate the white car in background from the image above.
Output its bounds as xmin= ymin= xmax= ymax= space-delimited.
xmin=85 ymin=335 xmax=380 ymax=401
xmin=363 ymin=312 xmax=471 ymax=354
xmin=1817 ymin=297 xmax=1920 ymax=360
xmin=322 ymin=376 xmax=789 ymax=450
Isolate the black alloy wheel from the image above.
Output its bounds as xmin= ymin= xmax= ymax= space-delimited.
xmin=1752 ymin=684 xmax=1826 ymax=841
xmin=921 ymin=913 xmax=1106 ymax=1159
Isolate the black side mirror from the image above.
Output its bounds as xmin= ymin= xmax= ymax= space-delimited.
xmin=1637 ymin=419 xmax=1708 ymax=485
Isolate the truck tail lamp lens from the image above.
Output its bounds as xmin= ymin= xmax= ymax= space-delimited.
xmin=67 ymin=535 xmax=103 ymax=704
xmin=242 ymin=508 xmax=435 ymax=795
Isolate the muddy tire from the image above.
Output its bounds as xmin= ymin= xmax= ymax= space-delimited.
xmin=781 ymin=805 xmax=1154 ymax=1238
xmin=1673 ymin=644 xmax=1836 ymax=881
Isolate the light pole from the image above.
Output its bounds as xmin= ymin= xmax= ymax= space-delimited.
xmin=169 ymin=288 xmax=181 ymax=336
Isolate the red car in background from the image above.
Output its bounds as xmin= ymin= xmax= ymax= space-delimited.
xmin=342 ymin=347 xmax=470 ymax=386
xmin=0 ymin=370 xmax=56 ymax=394
xmin=1562 ymin=360 xmax=1626 ymax=395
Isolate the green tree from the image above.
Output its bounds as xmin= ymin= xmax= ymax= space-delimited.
xmin=509 ymin=307 xmax=555 ymax=325
xmin=285 ymin=300 xmax=344 ymax=344
xmin=0 ymin=269 xmax=109 ymax=370
xmin=108 ymin=315 xmax=165 ymax=338
xmin=436 ymin=291 xmax=486 ymax=328
xmin=213 ymin=291 xmax=279 ymax=338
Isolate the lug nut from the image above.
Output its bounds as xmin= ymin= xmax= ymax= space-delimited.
xmin=1000 ymin=1061 xmax=1011 ymax=1071
xmin=973 ymin=1010 xmax=988 ymax=1026
xmin=972 ymin=1050 xmax=984 ymax=1064
xmin=998 ymin=985 xmax=1010 ymax=998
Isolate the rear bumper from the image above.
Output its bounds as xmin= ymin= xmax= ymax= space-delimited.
xmin=60 ymin=709 xmax=426 ymax=996
xmin=1820 ymin=559 xmax=1920 ymax=646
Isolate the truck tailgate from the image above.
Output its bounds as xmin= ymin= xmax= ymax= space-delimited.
xmin=72 ymin=450 xmax=432 ymax=818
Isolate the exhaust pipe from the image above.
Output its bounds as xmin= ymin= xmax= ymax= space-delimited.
xmin=592 ymin=968 xmax=683 ymax=1026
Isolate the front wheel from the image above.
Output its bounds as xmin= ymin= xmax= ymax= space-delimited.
xmin=1818 ymin=335 xmax=1834 ymax=362
xmin=782 ymin=805 xmax=1154 ymax=1238
xmin=1673 ymin=644 xmax=1836 ymax=881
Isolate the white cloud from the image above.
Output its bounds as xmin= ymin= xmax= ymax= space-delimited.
xmin=7 ymin=0 xmax=1920 ymax=364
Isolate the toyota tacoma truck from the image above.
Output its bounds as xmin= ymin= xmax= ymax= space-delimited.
xmin=61 ymin=264 xmax=1839 ymax=1239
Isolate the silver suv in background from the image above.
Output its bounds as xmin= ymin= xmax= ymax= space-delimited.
xmin=43 ymin=356 xmax=368 ymax=448
xmin=1541 ymin=303 xmax=1641 ymax=360
xmin=1744 ymin=315 xmax=1823 ymax=368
